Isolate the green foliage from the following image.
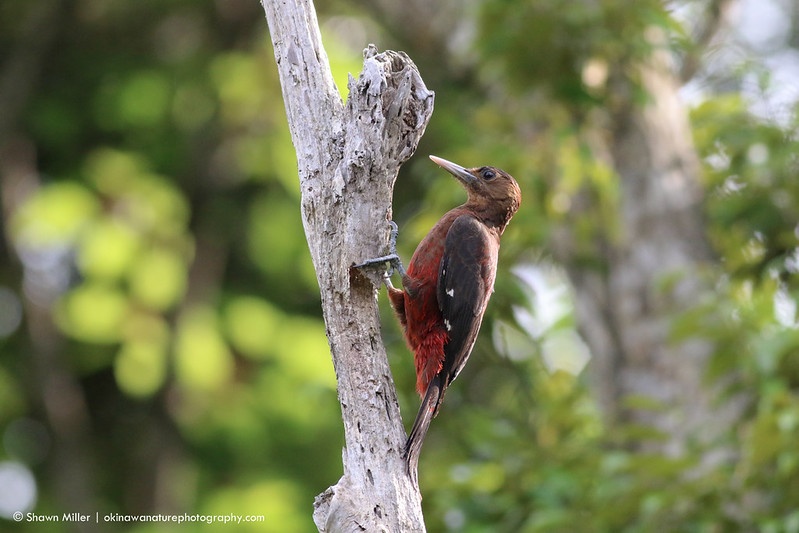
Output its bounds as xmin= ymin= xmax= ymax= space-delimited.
xmin=11 ymin=182 xmax=99 ymax=245
xmin=2 ymin=0 xmax=799 ymax=531
xmin=1 ymin=2 xmax=339 ymax=531
xmin=693 ymin=96 xmax=799 ymax=284
xmin=477 ymin=0 xmax=666 ymax=106
xmin=400 ymin=1 xmax=799 ymax=532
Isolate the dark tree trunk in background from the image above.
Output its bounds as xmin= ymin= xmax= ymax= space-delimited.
xmin=557 ymin=46 xmax=745 ymax=458
xmin=0 ymin=3 xmax=100 ymax=530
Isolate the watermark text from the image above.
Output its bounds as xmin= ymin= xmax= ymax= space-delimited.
xmin=12 ymin=511 xmax=265 ymax=525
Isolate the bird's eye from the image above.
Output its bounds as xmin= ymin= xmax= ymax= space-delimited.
xmin=481 ymin=169 xmax=496 ymax=180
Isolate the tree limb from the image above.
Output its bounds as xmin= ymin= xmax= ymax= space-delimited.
xmin=261 ymin=1 xmax=434 ymax=531
xmin=679 ymin=0 xmax=735 ymax=83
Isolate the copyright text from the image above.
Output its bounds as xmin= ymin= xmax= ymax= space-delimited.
xmin=12 ymin=512 xmax=264 ymax=525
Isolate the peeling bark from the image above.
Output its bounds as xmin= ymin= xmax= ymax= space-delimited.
xmin=261 ymin=1 xmax=434 ymax=531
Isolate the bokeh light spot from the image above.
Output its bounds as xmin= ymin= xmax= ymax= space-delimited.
xmin=0 ymin=461 xmax=37 ymax=518
xmin=55 ymin=283 xmax=128 ymax=344
xmin=175 ymin=306 xmax=233 ymax=391
xmin=224 ymin=296 xmax=280 ymax=359
xmin=77 ymin=219 xmax=140 ymax=280
xmin=128 ymin=247 xmax=187 ymax=311
xmin=114 ymin=341 xmax=167 ymax=398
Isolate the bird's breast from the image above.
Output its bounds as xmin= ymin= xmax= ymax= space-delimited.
xmin=400 ymin=211 xmax=464 ymax=347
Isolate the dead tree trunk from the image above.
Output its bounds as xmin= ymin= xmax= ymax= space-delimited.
xmin=260 ymin=1 xmax=434 ymax=531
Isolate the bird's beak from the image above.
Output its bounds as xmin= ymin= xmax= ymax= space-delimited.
xmin=429 ymin=155 xmax=478 ymax=185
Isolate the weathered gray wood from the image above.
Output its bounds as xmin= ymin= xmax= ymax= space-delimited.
xmin=261 ymin=1 xmax=434 ymax=531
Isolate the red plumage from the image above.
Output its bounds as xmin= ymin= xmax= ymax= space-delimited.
xmin=388 ymin=210 xmax=460 ymax=395
xmin=381 ymin=156 xmax=522 ymax=486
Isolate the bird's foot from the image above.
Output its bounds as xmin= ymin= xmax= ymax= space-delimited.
xmin=352 ymin=221 xmax=406 ymax=279
xmin=353 ymin=253 xmax=404 ymax=276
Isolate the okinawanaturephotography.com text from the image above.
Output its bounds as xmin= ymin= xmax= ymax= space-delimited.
xmin=13 ymin=511 xmax=265 ymax=525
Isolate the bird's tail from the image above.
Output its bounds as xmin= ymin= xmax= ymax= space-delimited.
xmin=404 ymin=374 xmax=444 ymax=489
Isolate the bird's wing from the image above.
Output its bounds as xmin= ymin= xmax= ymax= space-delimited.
xmin=437 ymin=214 xmax=499 ymax=387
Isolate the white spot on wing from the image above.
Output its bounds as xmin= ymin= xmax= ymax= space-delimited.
xmin=446 ymin=288 xmax=454 ymax=297
xmin=444 ymin=319 xmax=452 ymax=331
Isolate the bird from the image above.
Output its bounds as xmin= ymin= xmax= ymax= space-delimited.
xmin=355 ymin=155 xmax=521 ymax=487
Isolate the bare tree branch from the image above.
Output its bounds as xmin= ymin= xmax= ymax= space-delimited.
xmin=679 ymin=0 xmax=735 ymax=83
xmin=261 ymin=0 xmax=434 ymax=531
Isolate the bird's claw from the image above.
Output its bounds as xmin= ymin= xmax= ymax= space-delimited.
xmin=352 ymin=253 xmax=404 ymax=277
xmin=353 ymin=221 xmax=406 ymax=279
xmin=388 ymin=220 xmax=399 ymax=249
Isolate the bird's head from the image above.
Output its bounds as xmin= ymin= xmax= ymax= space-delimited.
xmin=429 ymin=155 xmax=521 ymax=231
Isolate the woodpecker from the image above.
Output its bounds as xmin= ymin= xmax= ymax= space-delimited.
xmin=356 ymin=155 xmax=521 ymax=486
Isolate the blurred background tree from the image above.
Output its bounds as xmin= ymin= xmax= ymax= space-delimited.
xmin=1 ymin=0 xmax=798 ymax=532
